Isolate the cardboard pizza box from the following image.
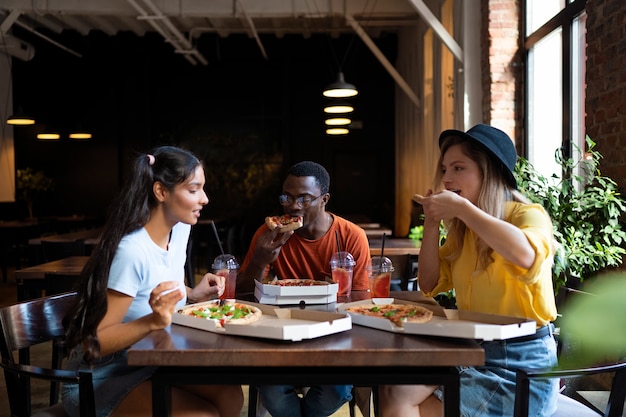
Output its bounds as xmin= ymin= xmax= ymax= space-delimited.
xmin=254 ymin=279 xmax=338 ymax=305
xmin=173 ymin=299 xmax=351 ymax=341
xmin=339 ymin=298 xmax=536 ymax=341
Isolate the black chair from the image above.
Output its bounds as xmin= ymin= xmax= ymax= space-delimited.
xmin=515 ymin=360 xmax=626 ymax=417
xmin=0 ymin=292 xmax=96 ymax=417
xmin=389 ymin=254 xmax=419 ymax=291
xmin=44 ymin=273 xmax=82 ymax=297
xmin=516 ymin=283 xmax=626 ymax=417
xmin=40 ymin=240 xmax=85 ymax=263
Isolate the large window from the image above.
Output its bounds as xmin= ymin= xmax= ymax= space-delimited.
xmin=525 ymin=0 xmax=586 ymax=179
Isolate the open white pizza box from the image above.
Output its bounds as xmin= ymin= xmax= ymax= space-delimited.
xmin=173 ymin=299 xmax=351 ymax=341
xmin=339 ymin=298 xmax=536 ymax=341
xmin=254 ymin=279 xmax=338 ymax=305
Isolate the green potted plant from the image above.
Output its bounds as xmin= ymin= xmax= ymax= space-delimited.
xmin=16 ymin=167 xmax=55 ymax=220
xmin=514 ymin=137 xmax=626 ymax=292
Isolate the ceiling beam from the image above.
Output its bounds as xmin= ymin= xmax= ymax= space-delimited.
xmin=346 ymin=15 xmax=420 ymax=108
xmin=406 ymin=0 xmax=463 ymax=63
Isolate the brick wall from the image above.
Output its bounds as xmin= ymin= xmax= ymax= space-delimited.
xmin=481 ymin=0 xmax=523 ymax=145
xmin=585 ymin=0 xmax=626 ymax=190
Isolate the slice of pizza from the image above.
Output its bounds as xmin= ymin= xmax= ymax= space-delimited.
xmin=179 ymin=300 xmax=263 ymax=328
xmin=346 ymin=304 xmax=433 ymax=327
xmin=265 ymin=214 xmax=303 ymax=233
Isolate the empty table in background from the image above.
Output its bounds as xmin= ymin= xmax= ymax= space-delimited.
xmin=369 ymin=238 xmax=421 ymax=256
xmin=14 ymin=256 xmax=89 ymax=301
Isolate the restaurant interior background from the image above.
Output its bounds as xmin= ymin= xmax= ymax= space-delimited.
xmin=3 ymin=0 xmax=624 ymax=252
xmin=1 ymin=28 xmax=398 ymax=238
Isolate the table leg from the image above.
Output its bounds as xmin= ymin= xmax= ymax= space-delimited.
xmin=152 ymin=370 xmax=173 ymax=417
xmin=443 ymin=369 xmax=460 ymax=417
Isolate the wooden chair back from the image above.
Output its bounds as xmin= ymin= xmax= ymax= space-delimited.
xmin=0 ymin=292 xmax=96 ymax=417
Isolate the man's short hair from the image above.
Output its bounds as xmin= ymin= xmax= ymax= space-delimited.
xmin=286 ymin=161 xmax=330 ymax=194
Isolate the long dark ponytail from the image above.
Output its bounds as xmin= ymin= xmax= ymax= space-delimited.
xmin=64 ymin=146 xmax=201 ymax=361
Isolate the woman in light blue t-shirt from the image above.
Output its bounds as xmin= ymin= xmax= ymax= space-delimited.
xmin=62 ymin=146 xmax=243 ymax=417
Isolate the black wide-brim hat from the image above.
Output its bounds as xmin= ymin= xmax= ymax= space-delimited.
xmin=438 ymin=124 xmax=518 ymax=188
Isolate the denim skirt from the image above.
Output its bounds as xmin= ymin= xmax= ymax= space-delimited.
xmin=437 ymin=325 xmax=558 ymax=417
xmin=61 ymin=347 xmax=156 ymax=417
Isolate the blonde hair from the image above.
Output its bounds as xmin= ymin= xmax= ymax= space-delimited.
xmin=434 ymin=136 xmax=531 ymax=269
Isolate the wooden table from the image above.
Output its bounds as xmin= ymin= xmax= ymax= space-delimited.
xmin=13 ymin=256 xmax=89 ymax=301
xmin=369 ymin=238 xmax=421 ymax=256
xmin=28 ymin=227 xmax=102 ymax=245
xmin=128 ymin=291 xmax=484 ymax=417
xmin=362 ymin=227 xmax=393 ymax=238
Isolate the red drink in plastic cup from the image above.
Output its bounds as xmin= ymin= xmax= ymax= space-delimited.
xmin=216 ymin=269 xmax=236 ymax=300
xmin=331 ymin=267 xmax=353 ymax=296
xmin=368 ymin=271 xmax=391 ymax=298
xmin=330 ymin=251 xmax=356 ymax=297
xmin=212 ymin=254 xmax=239 ymax=300
xmin=366 ymin=256 xmax=394 ymax=299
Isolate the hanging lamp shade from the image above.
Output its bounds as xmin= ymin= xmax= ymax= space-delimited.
xmin=325 ymin=117 xmax=351 ymax=126
xmin=36 ymin=132 xmax=61 ymax=140
xmin=326 ymin=127 xmax=349 ymax=135
xmin=7 ymin=107 xmax=35 ymax=125
xmin=69 ymin=119 xmax=93 ymax=139
xmin=324 ymin=100 xmax=354 ymax=114
xmin=69 ymin=130 xmax=93 ymax=140
xmin=322 ymin=72 xmax=358 ymax=98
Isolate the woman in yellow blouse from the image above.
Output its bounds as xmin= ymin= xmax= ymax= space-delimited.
xmin=379 ymin=124 xmax=558 ymax=417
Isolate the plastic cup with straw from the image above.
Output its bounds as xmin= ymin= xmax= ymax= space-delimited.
xmin=210 ymin=221 xmax=239 ymax=299
xmin=330 ymin=230 xmax=355 ymax=296
xmin=367 ymin=233 xmax=394 ymax=299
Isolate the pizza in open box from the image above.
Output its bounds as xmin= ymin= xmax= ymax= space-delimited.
xmin=178 ymin=300 xmax=262 ymax=328
xmin=346 ymin=303 xmax=433 ymax=327
xmin=266 ymin=279 xmax=330 ymax=287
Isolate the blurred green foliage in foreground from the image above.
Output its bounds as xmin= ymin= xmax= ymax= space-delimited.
xmin=559 ymin=271 xmax=626 ymax=368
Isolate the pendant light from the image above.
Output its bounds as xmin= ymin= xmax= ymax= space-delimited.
xmin=69 ymin=121 xmax=93 ymax=140
xmin=325 ymin=117 xmax=351 ymax=126
xmin=326 ymin=127 xmax=349 ymax=136
xmin=7 ymin=106 xmax=35 ymax=125
xmin=36 ymin=132 xmax=61 ymax=140
xmin=69 ymin=130 xmax=93 ymax=140
xmin=323 ymin=100 xmax=354 ymax=114
xmin=322 ymin=72 xmax=358 ymax=98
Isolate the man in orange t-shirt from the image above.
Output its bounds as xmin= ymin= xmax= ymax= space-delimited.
xmin=237 ymin=161 xmax=370 ymax=293
xmin=237 ymin=160 xmax=370 ymax=417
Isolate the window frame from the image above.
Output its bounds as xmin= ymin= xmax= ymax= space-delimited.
xmin=523 ymin=0 xmax=586 ymax=167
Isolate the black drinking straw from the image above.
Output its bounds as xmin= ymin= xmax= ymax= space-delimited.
xmin=335 ymin=230 xmax=343 ymax=267
xmin=211 ymin=220 xmax=225 ymax=256
xmin=380 ymin=233 xmax=386 ymax=268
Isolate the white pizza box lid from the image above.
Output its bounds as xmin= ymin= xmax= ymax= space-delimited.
xmin=255 ymin=279 xmax=339 ymax=296
xmin=339 ymin=298 xmax=536 ymax=341
xmin=254 ymin=286 xmax=337 ymax=305
xmin=173 ymin=299 xmax=351 ymax=341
